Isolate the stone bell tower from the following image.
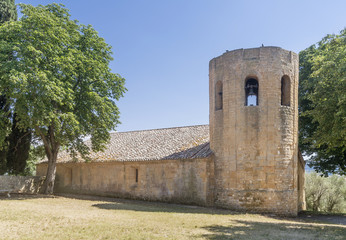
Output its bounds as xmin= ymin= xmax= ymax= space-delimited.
xmin=209 ymin=47 xmax=303 ymax=215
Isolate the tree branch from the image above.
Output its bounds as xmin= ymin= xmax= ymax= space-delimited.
xmin=35 ymin=126 xmax=52 ymax=161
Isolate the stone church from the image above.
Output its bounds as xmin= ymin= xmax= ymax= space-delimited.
xmin=37 ymin=47 xmax=306 ymax=216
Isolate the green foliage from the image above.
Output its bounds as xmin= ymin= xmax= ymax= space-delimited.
xmin=23 ymin=145 xmax=45 ymax=176
xmin=299 ymin=28 xmax=346 ymax=176
xmin=305 ymin=172 xmax=346 ymax=213
xmin=5 ymin=115 xmax=31 ymax=175
xmin=0 ymin=3 xmax=126 ymax=190
xmin=0 ymin=0 xmax=17 ymax=24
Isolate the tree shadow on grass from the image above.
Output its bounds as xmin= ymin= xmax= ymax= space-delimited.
xmin=90 ymin=197 xmax=346 ymax=239
xmin=57 ymin=193 xmax=237 ymax=215
xmin=92 ymin=202 xmax=234 ymax=215
xmin=200 ymin=220 xmax=346 ymax=240
xmin=298 ymin=211 xmax=346 ymax=225
xmin=72 ymin=193 xmax=346 ymax=223
xmin=91 ymin=202 xmax=346 ymax=226
xmin=9 ymin=193 xmax=344 ymax=227
xmin=0 ymin=193 xmax=56 ymax=200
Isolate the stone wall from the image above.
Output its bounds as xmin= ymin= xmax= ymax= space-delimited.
xmin=298 ymin=150 xmax=306 ymax=211
xmin=0 ymin=175 xmax=45 ymax=194
xmin=37 ymin=157 xmax=214 ymax=206
xmin=209 ymin=47 xmax=302 ymax=216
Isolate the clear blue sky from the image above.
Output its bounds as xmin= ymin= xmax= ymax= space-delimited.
xmin=19 ymin=0 xmax=346 ymax=132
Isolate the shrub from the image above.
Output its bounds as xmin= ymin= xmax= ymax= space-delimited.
xmin=305 ymin=172 xmax=346 ymax=213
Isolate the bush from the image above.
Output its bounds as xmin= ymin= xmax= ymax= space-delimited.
xmin=305 ymin=172 xmax=346 ymax=213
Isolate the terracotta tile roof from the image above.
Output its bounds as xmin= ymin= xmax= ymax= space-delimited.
xmin=56 ymin=125 xmax=211 ymax=163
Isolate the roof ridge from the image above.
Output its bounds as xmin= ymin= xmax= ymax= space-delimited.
xmin=189 ymin=142 xmax=210 ymax=159
xmin=111 ymin=124 xmax=209 ymax=134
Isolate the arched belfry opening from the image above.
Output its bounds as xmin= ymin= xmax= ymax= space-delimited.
xmin=245 ymin=78 xmax=258 ymax=106
xmin=281 ymin=75 xmax=291 ymax=106
xmin=215 ymin=81 xmax=223 ymax=110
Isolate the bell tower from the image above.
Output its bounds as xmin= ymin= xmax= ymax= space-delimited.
xmin=209 ymin=47 xmax=302 ymax=215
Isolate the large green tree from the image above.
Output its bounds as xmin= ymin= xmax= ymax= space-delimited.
xmin=0 ymin=3 xmax=126 ymax=193
xmin=299 ymin=28 xmax=346 ymax=176
xmin=0 ymin=0 xmax=32 ymax=175
xmin=0 ymin=0 xmax=15 ymax=174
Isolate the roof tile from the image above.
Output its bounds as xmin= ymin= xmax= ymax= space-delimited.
xmin=56 ymin=125 xmax=211 ymax=163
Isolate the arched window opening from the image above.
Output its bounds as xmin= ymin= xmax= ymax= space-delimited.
xmin=245 ymin=78 xmax=258 ymax=106
xmin=215 ymin=81 xmax=223 ymax=110
xmin=281 ymin=75 xmax=291 ymax=106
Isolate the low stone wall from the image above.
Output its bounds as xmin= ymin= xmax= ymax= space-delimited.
xmin=0 ymin=175 xmax=45 ymax=194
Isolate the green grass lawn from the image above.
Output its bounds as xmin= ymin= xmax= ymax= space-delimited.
xmin=0 ymin=194 xmax=345 ymax=240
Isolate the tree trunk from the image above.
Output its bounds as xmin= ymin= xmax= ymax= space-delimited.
xmin=44 ymin=150 xmax=58 ymax=194
xmin=0 ymin=148 xmax=7 ymax=175
xmin=37 ymin=124 xmax=60 ymax=194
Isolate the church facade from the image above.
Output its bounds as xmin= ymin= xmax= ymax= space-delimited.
xmin=37 ymin=47 xmax=305 ymax=216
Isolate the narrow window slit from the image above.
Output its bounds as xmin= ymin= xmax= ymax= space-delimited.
xmin=215 ymin=81 xmax=223 ymax=110
xmin=281 ymin=75 xmax=291 ymax=106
